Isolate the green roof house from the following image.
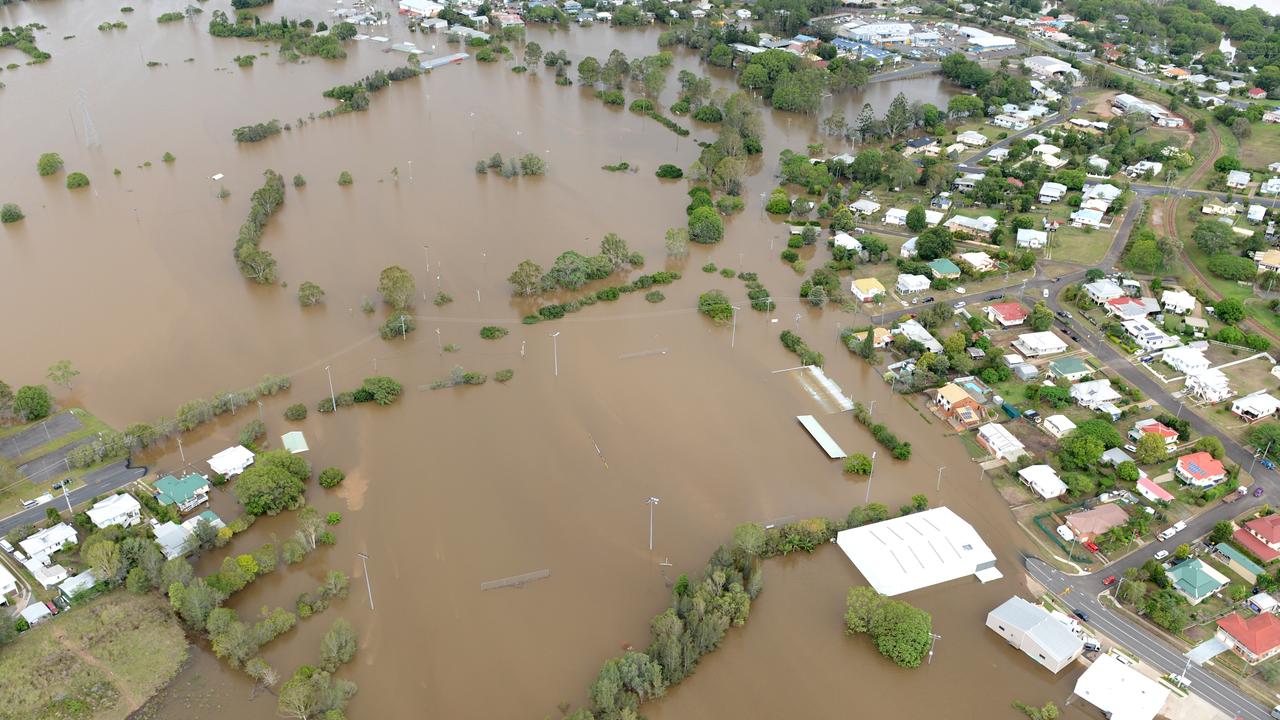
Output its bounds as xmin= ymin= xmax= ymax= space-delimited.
xmin=1049 ymin=357 xmax=1094 ymax=382
xmin=1167 ymin=558 xmax=1229 ymax=605
xmin=154 ymin=473 xmax=210 ymax=514
xmin=928 ymin=258 xmax=961 ymax=279
xmin=1215 ymin=543 xmax=1265 ymax=584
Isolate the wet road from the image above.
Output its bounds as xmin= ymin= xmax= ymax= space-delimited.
xmin=0 ymin=460 xmax=146 ymax=537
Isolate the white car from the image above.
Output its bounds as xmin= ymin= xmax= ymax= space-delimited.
xmin=954 ymin=301 xmax=967 ymax=309
xmin=1154 ymin=550 xmax=1169 ymax=560
xmin=955 ymin=286 xmax=967 ymax=294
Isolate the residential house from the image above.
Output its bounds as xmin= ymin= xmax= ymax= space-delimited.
xmin=1104 ymin=296 xmax=1160 ymax=320
xmin=1081 ymin=183 xmax=1122 ymax=209
xmin=1070 ymin=208 xmax=1109 ymax=228
xmin=1136 ymin=477 xmax=1175 ymax=504
xmin=1013 ymin=331 xmax=1068 ymax=357
xmin=1162 ymin=345 xmax=1209 ymax=374
xmin=85 ymin=494 xmax=142 ymax=530
xmin=924 ymin=209 xmax=944 ymax=226
xmin=22 ymin=556 xmax=68 ymax=589
xmin=1237 ymin=516 xmax=1280 ymax=563
xmin=1070 ymin=379 xmax=1122 ymax=410
xmin=903 ymin=136 xmax=940 ymax=157
xmin=1217 ymin=612 xmax=1280 ymax=664
xmin=1249 ymin=593 xmax=1279 ymax=614
xmin=1124 ymin=160 xmax=1163 ymax=179
xmin=1174 ymin=451 xmax=1226 ymax=488
xmin=1215 ymin=544 xmax=1265 ymax=584
xmin=58 ymin=571 xmax=98 ymax=603
xmin=930 ymin=193 xmax=952 ymax=211
xmin=978 ymin=422 xmax=1027 ymax=461
xmin=850 ymin=198 xmax=881 ymax=215
xmin=398 ymin=0 xmax=444 ymax=16
xmin=935 ymin=384 xmax=984 ymax=428
xmin=992 ymin=114 xmax=1029 ymax=130
xmin=957 ymin=130 xmax=988 ymax=147
xmin=957 ymin=251 xmax=995 ymax=273
xmin=928 ymin=258 xmax=962 ymax=279
xmin=1018 ymin=465 xmax=1066 ymax=499
xmin=850 ymin=277 xmax=886 ymax=303
xmin=1128 ymin=419 xmax=1178 ymax=452
xmin=987 ymin=147 xmax=1010 ymax=162
xmin=954 ymin=173 xmax=985 ymax=191
xmin=986 ymin=302 xmax=1029 ymax=327
xmin=1232 ymin=391 xmax=1280 ymax=423
xmin=884 ymin=208 xmax=909 ymax=226
xmin=1101 ymin=447 xmax=1135 ymax=467
xmin=1256 ymin=249 xmax=1280 ymax=274
xmin=1065 ymin=504 xmax=1129 ymax=542
xmin=1185 ymin=368 xmax=1231 ymax=403
xmin=1049 ymin=357 xmax=1094 ymax=382
xmin=1168 ymin=559 xmax=1229 ymax=605
xmin=1082 ymin=279 xmax=1125 ymax=303
xmin=897 ymin=273 xmax=930 ymax=294
xmin=1038 ymin=182 xmax=1068 ymax=203
xmin=20 ymin=603 xmax=52 ymax=627
xmin=1227 ymin=170 xmax=1251 ymax=189
xmin=0 ymin=564 xmax=16 ymax=599
xmin=1249 ymin=205 xmax=1267 ymax=223
xmin=183 ymin=510 xmax=226 ymax=536
xmin=1017 ymin=228 xmax=1048 ymax=249
xmin=154 ymin=473 xmax=210 ymax=515
xmin=1202 ymin=201 xmax=1240 ymax=217
xmin=850 ymin=327 xmax=892 ymax=349
xmin=1086 ymin=156 xmax=1110 ymax=175
xmin=153 ymin=521 xmax=194 ymax=560
xmin=900 ymin=236 xmax=918 ymax=258
xmin=1043 ymin=414 xmax=1076 ymax=439
xmin=833 ymin=232 xmax=863 ymax=253
xmin=946 ymin=215 xmax=998 ymax=239
xmin=896 ymin=319 xmax=944 ymax=353
xmin=19 ymin=523 xmax=77 ymax=562
xmin=986 ymin=596 xmax=1084 ymax=673
xmin=1262 ymin=178 xmax=1280 ymax=196
xmin=1121 ymin=318 xmax=1180 ymax=351
xmin=1160 ymin=289 xmax=1196 ymax=315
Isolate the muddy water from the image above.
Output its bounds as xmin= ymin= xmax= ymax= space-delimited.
xmin=0 ymin=5 xmax=1082 ymax=719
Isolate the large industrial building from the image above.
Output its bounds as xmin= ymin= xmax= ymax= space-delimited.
xmin=835 ymin=507 xmax=1001 ymax=596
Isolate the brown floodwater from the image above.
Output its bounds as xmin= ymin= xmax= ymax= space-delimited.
xmin=0 ymin=4 xmax=1091 ymax=719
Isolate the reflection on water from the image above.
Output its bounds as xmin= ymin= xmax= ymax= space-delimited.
xmin=0 ymin=5 xmax=1081 ymax=719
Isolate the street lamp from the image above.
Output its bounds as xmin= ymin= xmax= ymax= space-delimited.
xmin=324 ymin=365 xmax=336 ymax=413
xmin=435 ymin=327 xmax=442 ymax=354
xmin=864 ymin=451 xmax=878 ymax=504
xmin=731 ymin=305 xmax=740 ymax=348
xmin=936 ymin=466 xmax=947 ymax=492
xmin=645 ymin=496 xmax=660 ymax=551
xmin=551 ymin=332 xmax=560 ymax=377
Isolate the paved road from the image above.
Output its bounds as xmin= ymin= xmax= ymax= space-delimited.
xmin=1028 ymin=558 xmax=1274 ymax=720
xmin=0 ymin=459 xmax=146 ymax=537
xmin=0 ymin=412 xmax=83 ymax=461
xmin=868 ymin=61 xmax=940 ymax=84
xmin=956 ymin=95 xmax=1088 ymax=171
xmin=16 ymin=437 xmax=94 ymax=481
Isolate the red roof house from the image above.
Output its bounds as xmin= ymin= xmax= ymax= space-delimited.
xmin=1128 ymin=419 xmax=1178 ymax=450
xmin=1218 ymin=612 xmax=1280 ymax=664
xmin=985 ymin=302 xmax=1029 ymax=327
xmin=1136 ymin=476 xmax=1174 ymax=503
xmin=1236 ymin=515 xmax=1280 ymax=563
xmin=1249 ymin=88 xmax=1267 ymax=99
xmin=1175 ymin=451 xmax=1226 ymax=488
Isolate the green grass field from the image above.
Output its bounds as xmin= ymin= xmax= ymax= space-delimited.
xmin=0 ymin=408 xmax=122 ymax=514
xmin=1048 ymin=223 xmax=1114 ymax=266
xmin=1239 ymin=122 xmax=1280 ymax=172
xmin=0 ymin=592 xmax=188 ymax=720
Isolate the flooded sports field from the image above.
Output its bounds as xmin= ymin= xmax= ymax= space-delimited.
xmin=1 ymin=1 xmax=1093 ymax=717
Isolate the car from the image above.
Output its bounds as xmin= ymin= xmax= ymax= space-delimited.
xmin=1140 ymin=355 xmax=1153 ymax=363
xmin=44 ymin=601 xmax=58 ymax=615
xmin=1263 ymin=458 xmax=1276 ymax=470
xmin=1052 ymin=277 xmax=1061 ymax=283
xmin=985 ymin=294 xmax=1001 ymax=301
xmin=1123 ymin=444 xmax=1137 ymax=453
xmin=1073 ymin=609 xmax=1089 ymax=622
xmin=954 ymin=301 xmax=967 ymax=309
xmin=20 ymin=499 xmax=36 ymax=509
xmin=1154 ymin=550 xmax=1169 ymax=560
xmin=1042 ymin=288 xmax=1050 ymax=298
xmin=0 ymin=538 xmax=12 ymax=553
xmin=1256 ymin=487 xmax=1266 ymax=497
xmin=1103 ymin=575 xmax=1117 ymax=587
xmin=955 ymin=287 xmax=967 ymax=294
xmin=1084 ymin=541 xmax=1100 ymax=553
xmin=51 ymin=482 xmax=62 ymax=490
xmin=1069 ymin=334 xmax=1080 ymax=341
xmin=923 ymin=296 xmax=936 ymax=303
xmin=912 ymin=297 xmax=920 ymax=305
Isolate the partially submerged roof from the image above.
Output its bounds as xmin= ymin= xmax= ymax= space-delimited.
xmin=836 ymin=507 xmax=1000 ymax=596
xmin=281 ymin=431 xmax=309 ymax=454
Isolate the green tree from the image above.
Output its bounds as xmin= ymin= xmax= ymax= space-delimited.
xmin=664 ymin=227 xmax=688 ymax=258
xmin=732 ymin=523 xmax=766 ymax=557
xmin=600 ymin=233 xmax=631 ymax=271
xmin=1194 ymin=434 xmax=1225 ymax=459
xmin=697 ymin=290 xmax=734 ymax=325
xmin=1012 ymin=700 xmax=1060 ymax=720
xmin=37 ymin=152 xmax=64 ymax=176
xmin=319 ymin=618 xmax=358 ymax=671
xmin=277 ymin=666 xmax=356 ymax=720
xmin=1060 ymin=432 xmax=1105 ymax=471
xmin=578 ymin=55 xmax=601 ymax=85
xmin=1193 ymin=221 xmax=1234 ymax=256
xmin=297 ymin=281 xmax=325 ymax=307
xmin=688 ymin=206 xmax=724 ymax=244
xmin=0 ymin=203 xmax=23 ymax=224
xmin=844 ymin=586 xmax=884 ymax=634
xmin=232 ymin=464 xmax=305 ymax=516
xmin=1117 ymin=567 xmax=1146 ymax=605
xmin=1214 ymin=297 xmax=1245 ymax=325
xmin=1209 ymin=521 xmax=1234 ymax=544
xmin=830 ymin=206 xmax=856 ymax=232
xmin=337 ymin=170 xmax=353 ymax=186
xmin=868 ymin=596 xmax=932 ymax=668
xmin=65 ymin=172 xmax=90 ymax=189
xmin=1029 ymin=302 xmax=1053 ymax=331
xmin=377 ymin=265 xmax=416 ymax=310
xmin=1135 ymin=432 xmax=1166 ymax=464
xmin=45 ymin=360 xmax=79 ymax=390
xmin=360 ymin=376 xmax=403 ymax=405
xmin=523 ymin=41 xmax=542 ymax=70
xmin=844 ymin=453 xmax=873 ymax=475
xmin=13 ymin=384 xmax=52 ymax=420
xmin=905 ymin=205 xmax=926 ymax=232
xmin=1116 ymin=461 xmax=1139 ymax=483
xmin=507 ymin=259 xmax=544 ymax=296
xmin=86 ymin=539 xmax=123 ymax=584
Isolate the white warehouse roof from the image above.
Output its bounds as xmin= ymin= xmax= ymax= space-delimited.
xmin=1074 ymin=654 xmax=1169 ymax=720
xmin=836 ymin=507 xmax=1001 ymax=596
xmin=208 ymin=445 xmax=255 ymax=477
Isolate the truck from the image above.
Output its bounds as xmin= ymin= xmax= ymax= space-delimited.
xmin=1156 ymin=521 xmax=1187 ymax=542
xmin=1223 ymin=486 xmax=1248 ymax=504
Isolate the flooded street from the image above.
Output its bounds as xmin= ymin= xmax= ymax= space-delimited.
xmin=0 ymin=3 xmax=1085 ymax=718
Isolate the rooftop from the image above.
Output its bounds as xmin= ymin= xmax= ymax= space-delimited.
xmin=835 ymin=507 xmax=1000 ymax=596
xmin=1176 ymin=451 xmax=1225 ymax=481
xmin=1219 ymin=612 xmax=1280 ymax=657
xmin=1074 ymin=653 xmax=1169 ymax=720
xmin=1168 ymin=558 xmax=1228 ymax=601
xmin=154 ymin=473 xmax=209 ymax=506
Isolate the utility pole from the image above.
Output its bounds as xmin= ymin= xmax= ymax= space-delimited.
xmin=865 ymin=451 xmax=877 ymax=504
xmin=177 ymin=435 xmax=186 ymax=464
xmin=325 ymin=365 xmax=337 ymax=413
xmin=936 ymin=466 xmax=946 ymax=492
xmin=357 ymin=553 xmax=374 ymax=610
xmin=645 ymin=496 xmax=660 ymax=551
xmin=551 ymin=332 xmax=560 ymax=377
xmin=435 ymin=328 xmax=442 ymax=354
xmin=731 ymin=305 xmax=740 ymax=348
xmin=1250 ymin=440 xmax=1274 ymax=476
xmin=62 ymin=482 xmax=72 ymax=514
xmin=257 ymin=400 xmax=264 ymax=423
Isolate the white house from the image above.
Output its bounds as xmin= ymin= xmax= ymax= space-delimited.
xmin=1013 ymin=331 xmax=1068 ymax=357
xmin=85 ymin=494 xmax=142 ymax=530
xmin=1018 ymin=465 xmax=1067 ymax=499
xmin=1262 ymin=178 xmax=1280 ymax=196
xmin=957 ymin=130 xmax=988 ymax=147
xmin=1227 ymin=170 xmax=1251 ymax=189
xmin=1250 ymin=205 xmax=1267 ymax=223
xmin=947 ymin=215 xmax=998 ymax=238
xmin=884 ymin=208 xmax=909 ymax=226
xmin=897 ymin=273 xmax=930 ymax=294
xmin=958 ymin=251 xmax=996 ymax=273
xmin=1023 ymin=55 xmax=1079 ymax=81
xmin=1074 ymin=654 xmax=1169 ymax=720
xmin=1017 ymin=228 xmax=1048 ymax=249
xmin=900 ymin=236 xmax=918 ymax=258
xmin=1070 ymin=379 xmax=1122 ymax=410
xmin=977 ymin=422 xmax=1027 ymax=461
xmin=988 ymin=147 xmax=1010 ymax=162
xmin=1044 ymin=414 xmax=1076 ymax=439
xmin=398 ymin=0 xmax=444 ymax=17
xmin=833 ymin=232 xmax=863 ymax=253
xmin=1122 ymin=318 xmax=1180 ymax=351
xmin=1160 ymin=289 xmax=1196 ymax=315
xmin=1232 ymin=391 xmax=1280 ymax=423
xmin=208 ymin=445 xmax=255 ymax=477
xmin=1070 ymin=208 xmax=1109 ymax=228
xmin=1186 ymin=368 xmax=1231 ymax=403
xmin=58 ymin=570 xmax=97 ymax=602
xmin=1082 ymin=279 xmax=1125 ymax=304
xmin=153 ymin=522 xmax=193 ymax=560
xmin=0 ymin=563 xmax=17 ymax=599
xmin=850 ymin=198 xmax=881 ymax=215
xmin=1038 ymin=182 xmax=1068 ymax=203
xmin=19 ymin=523 xmax=77 ymax=562
xmin=992 ymin=114 xmax=1029 ymax=130
xmin=987 ymin=596 xmax=1084 ymax=673
xmin=896 ymin=318 xmax=944 ymax=353
xmin=20 ymin=603 xmax=52 ymax=627
xmin=1160 ymin=346 xmax=1208 ymax=375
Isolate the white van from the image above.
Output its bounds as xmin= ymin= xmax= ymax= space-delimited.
xmin=1269 ymin=705 xmax=1280 ymax=719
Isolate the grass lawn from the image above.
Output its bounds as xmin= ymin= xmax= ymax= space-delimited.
xmin=0 ymin=592 xmax=188 ymax=720
xmin=1173 ymin=206 xmax=1280 ymax=338
xmin=1238 ymin=122 xmax=1280 ymax=172
xmin=1049 ymin=223 xmax=1114 ymax=266
xmin=0 ymin=408 xmax=122 ymax=514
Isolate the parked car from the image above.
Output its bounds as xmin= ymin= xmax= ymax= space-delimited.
xmin=51 ymin=482 xmax=63 ymax=490
xmin=1043 ymin=288 xmax=1050 ymax=298
xmin=985 ymin=294 xmax=1001 ymax=301
xmin=0 ymin=538 xmax=12 ymax=553
xmin=1140 ymin=355 xmax=1153 ymax=363
xmin=954 ymin=301 xmax=967 ymax=309
xmin=1103 ymin=575 xmax=1117 ymax=587
xmin=1263 ymin=458 xmax=1276 ymax=470
xmin=44 ymin=601 xmax=59 ymax=615
xmin=1073 ymin=609 xmax=1089 ymax=622
xmin=1256 ymin=487 xmax=1266 ymax=497
xmin=1124 ymin=444 xmax=1137 ymax=453
xmin=923 ymin=296 xmax=936 ymax=303
xmin=1084 ymin=540 xmax=1100 ymax=553
xmin=1154 ymin=549 xmax=1169 ymax=560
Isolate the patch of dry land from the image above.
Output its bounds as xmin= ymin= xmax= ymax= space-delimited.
xmin=0 ymin=592 xmax=188 ymax=720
